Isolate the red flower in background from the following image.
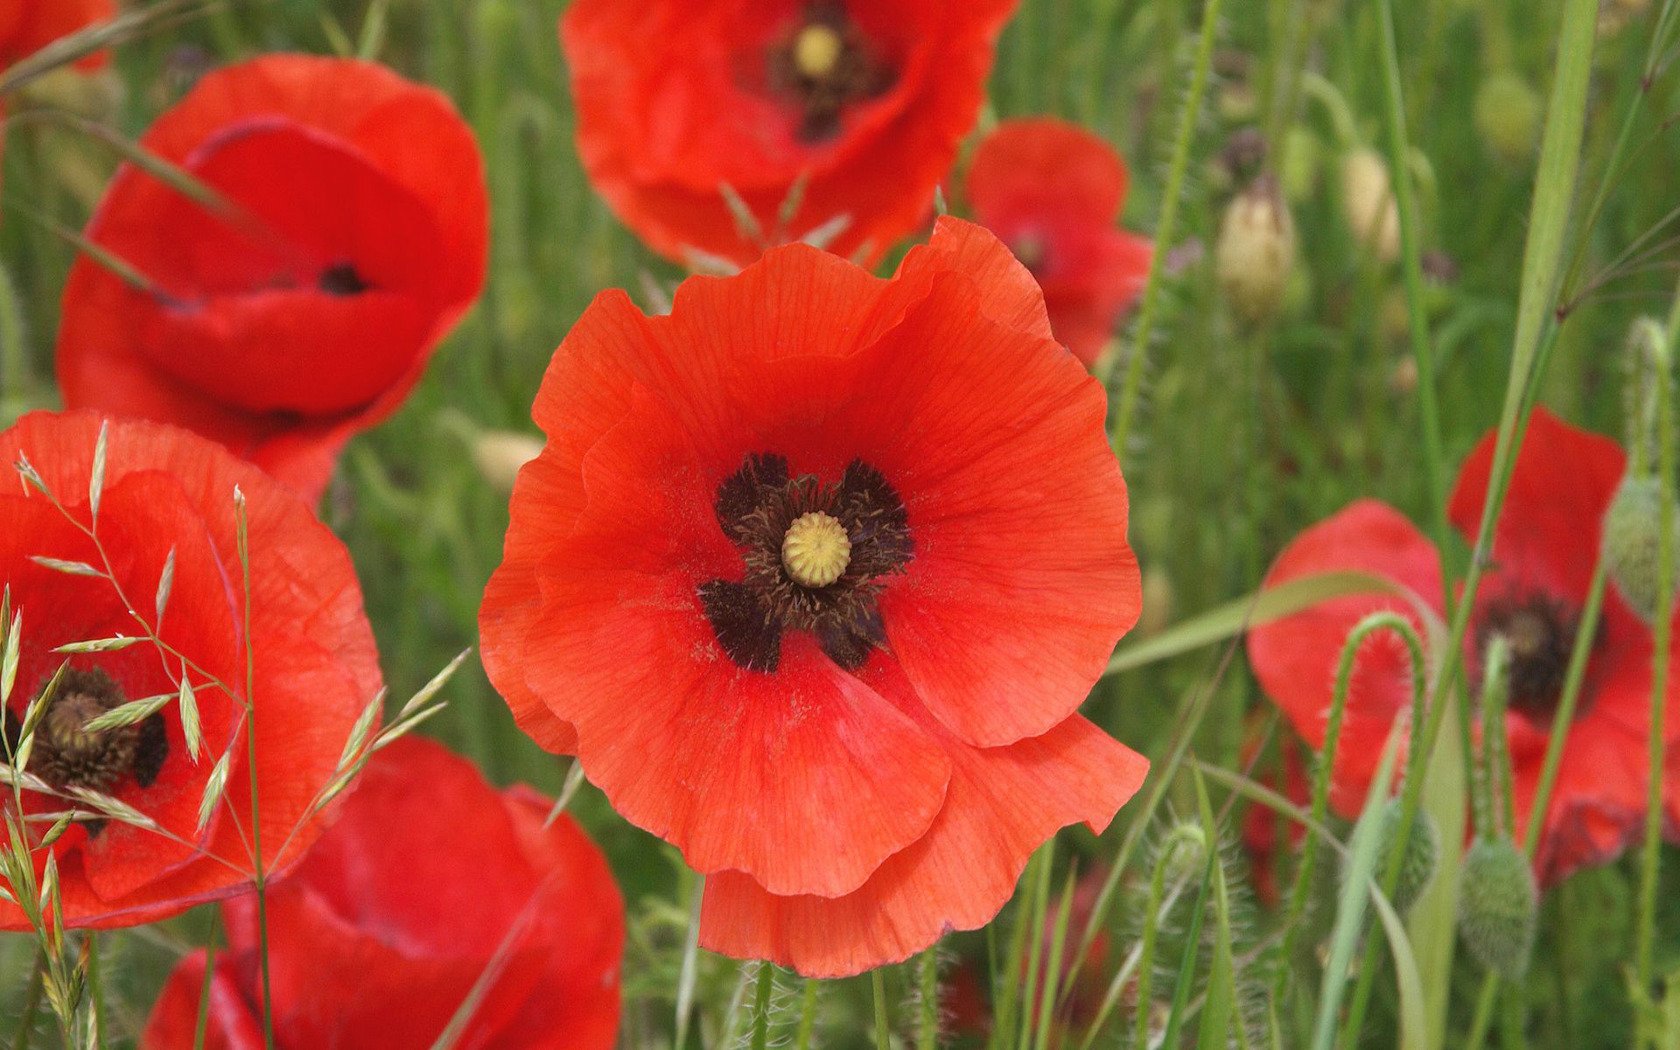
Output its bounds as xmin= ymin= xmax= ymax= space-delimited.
xmin=0 ymin=0 xmax=114 ymax=68
xmin=563 ymin=0 xmax=1019 ymax=268
xmin=57 ymin=54 xmax=488 ymax=502
xmin=480 ymin=217 xmax=1147 ymax=976
xmin=142 ymin=736 xmax=625 ymax=1050
xmin=1240 ymin=724 xmax=1308 ymax=908
xmin=965 ymin=118 xmax=1152 ymax=366
xmin=0 ymin=412 xmax=378 ymax=928
xmin=1247 ymin=409 xmax=1680 ymax=885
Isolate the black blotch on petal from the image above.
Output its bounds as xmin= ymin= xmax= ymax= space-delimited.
xmin=699 ymin=579 xmax=783 ymax=673
xmin=715 ymin=453 xmax=790 ymax=541
xmin=816 ymin=604 xmax=886 ymax=671
xmin=84 ymin=819 xmax=107 ymax=839
xmin=319 ymin=263 xmax=370 ymax=297
xmin=1 ymin=708 xmax=18 ymax=757
xmin=133 ymin=713 xmax=169 ymax=789
xmin=834 ymin=460 xmax=912 ymax=574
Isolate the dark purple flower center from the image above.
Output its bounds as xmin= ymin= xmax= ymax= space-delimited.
xmin=767 ymin=2 xmax=896 ymax=144
xmin=1474 ymin=592 xmax=1594 ymax=722
xmin=701 ymin=452 xmax=912 ymax=673
xmin=3 ymin=666 xmax=168 ymax=796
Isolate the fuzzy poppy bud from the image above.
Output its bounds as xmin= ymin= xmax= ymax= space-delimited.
xmin=1216 ymin=175 xmax=1296 ymax=325
xmin=471 ymin=430 xmax=544 ymax=494
xmin=1341 ymin=149 xmax=1400 ymax=265
xmin=1347 ymin=800 xmax=1439 ymax=915
xmin=1602 ymin=476 xmax=1680 ymax=624
xmin=1457 ymin=838 xmax=1538 ymax=979
xmin=1474 ymin=73 xmax=1542 ymax=165
xmin=1155 ymin=821 xmax=1209 ymax=884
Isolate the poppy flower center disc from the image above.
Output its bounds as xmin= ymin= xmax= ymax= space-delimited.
xmin=768 ymin=3 xmax=895 ymax=143
xmin=1474 ymin=592 xmax=1590 ymax=722
xmin=7 ymin=666 xmax=168 ymax=795
xmin=699 ymin=452 xmax=911 ymax=673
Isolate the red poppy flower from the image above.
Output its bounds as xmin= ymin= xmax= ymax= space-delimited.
xmin=0 ymin=0 xmax=114 ymax=68
xmin=964 ymin=118 xmax=1152 ymax=366
xmin=56 ymin=54 xmax=488 ymax=502
xmin=562 ymin=0 xmax=1019 ymax=268
xmin=479 ymin=216 xmax=1148 ymax=976
xmin=0 ymin=411 xmax=379 ymax=928
xmin=140 ymin=735 xmax=625 ymax=1050
xmin=1247 ymin=408 xmax=1680 ymax=885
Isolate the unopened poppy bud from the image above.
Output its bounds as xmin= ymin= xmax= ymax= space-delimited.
xmin=1457 ymin=838 xmax=1538 ymax=979
xmin=1475 ymin=73 xmax=1542 ymax=165
xmin=1346 ymin=800 xmax=1438 ymax=915
xmin=1602 ymin=476 xmax=1680 ymax=624
xmin=1216 ymin=175 xmax=1296 ymax=325
xmin=1599 ymin=0 xmax=1652 ymax=35
xmin=1341 ymin=149 xmax=1400 ymax=265
xmin=472 ymin=430 xmax=544 ymax=493
xmin=1139 ymin=569 xmax=1175 ymax=638
xmin=1156 ymin=822 xmax=1209 ymax=884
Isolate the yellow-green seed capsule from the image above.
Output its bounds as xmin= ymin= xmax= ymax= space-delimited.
xmin=1341 ymin=149 xmax=1400 ymax=265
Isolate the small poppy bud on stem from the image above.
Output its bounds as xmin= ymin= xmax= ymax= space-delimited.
xmin=1155 ymin=821 xmax=1209 ymax=884
xmin=1346 ymin=799 xmax=1438 ymax=915
xmin=471 ymin=430 xmax=544 ymax=494
xmin=1457 ymin=837 xmax=1539 ymax=980
xmin=1474 ymin=72 xmax=1542 ymax=165
xmin=1603 ymin=477 xmax=1680 ymax=625
xmin=1340 ymin=148 xmax=1401 ymax=265
xmin=1216 ymin=174 xmax=1296 ymax=326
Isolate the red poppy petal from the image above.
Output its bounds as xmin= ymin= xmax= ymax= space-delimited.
xmin=967 ymin=117 xmax=1129 ymax=229
xmin=1448 ymin=407 xmax=1625 ymax=599
xmin=1247 ymin=499 xmax=1444 ymax=817
xmin=832 ymin=269 xmax=1135 ymax=747
xmin=3 ymin=0 xmax=113 ymax=68
xmin=699 ymin=706 xmax=1146 ymax=978
xmin=141 ymin=951 xmax=266 ymax=1050
xmin=895 ymin=215 xmax=1054 ymax=343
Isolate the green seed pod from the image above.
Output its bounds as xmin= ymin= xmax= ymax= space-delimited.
xmin=1457 ymin=838 xmax=1539 ymax=980
xmin=1376 ymin=800 xmax=1439 ymax=914
xmin=1156 ymin=821 xmax=1209 ymax=885
xmin=1474 ymin=72 xmax=1543 ymax=165
xmin=1602 ymin=476 xmax=1680 ymax=625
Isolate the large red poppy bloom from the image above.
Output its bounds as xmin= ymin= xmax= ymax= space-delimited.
xmin=480 ymin=217 xmax=1148 ymax=976
xmin=0 ymin=0 xmax=114 ymax=68
xmin=1247 ymin=409 xmax=1680 ymax=885
xmin=964 ymin=118 xmax=1152 ymax=367
xmin=141 ymin=736 xmax=624 ymax=1050
xmin=0 ymin=411 xmax=378 ymax=928
xmin=56 ymin=54 xmax=488 ymax=502
xmin=563 ymin=0 xmax=1019 ymax=268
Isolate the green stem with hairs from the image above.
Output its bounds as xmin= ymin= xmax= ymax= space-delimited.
xmin=916 ymin=948 xmax=941 ymax=1050
xmin=749 ymin=962 xmax=775 ymax=1050
xmin=872 ymin=969 xmax=892 ymax=1050
xmin=1108 ymin=0 xmax=1223 ymax=456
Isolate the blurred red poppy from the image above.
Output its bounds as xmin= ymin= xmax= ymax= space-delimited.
xmin=141 ymin=736 xmax=624 ymax=1050
xmin=0 ymin=411 xmax=379 ymax=928
xmin=965 ymin=118 xmax=1152 ymax=366
xmin=480 ymin=216 xmax=1147 ymax=976
xmin=56 ymin=54 xmax=488 ymax=502
xmin=562 ymin=0 xmax=1018 ymax=268
xmin=1247 ymin=409 xmax=1680 ymax=885
xmin=0 ymin=0 xmax=114 ymax=68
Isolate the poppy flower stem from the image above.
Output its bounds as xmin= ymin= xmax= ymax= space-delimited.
xmin=232 ymin=493 xmax=278 ymax=1050
xmin=915 ymin=948 xmax=940 ymax=1050
xmin=870 ymin=968 xmax=891 ymax=1049
xmin=748 ymin=962 xmax=774 ymax=1050
xmin=1108 ymin=0 xmax=1224 ymax=459
xmin=1633 ymin=282 xmax=1679 ymax=1005
xmin=793 ymin=979 xmax=819 ymax=1050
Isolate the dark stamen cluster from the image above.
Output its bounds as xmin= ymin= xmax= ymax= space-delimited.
xmin=1475 ymin=592 xmax=1593 ymax=722
xmin=701 ymin=452 xmax=912 ymax=672
xmin=2 ymin=666 xmax=168 ymax=795
xmin=318 ymin=262 xmax=371 ymax=297
xmin=766 ymin=2 xmax=896 ymax=144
